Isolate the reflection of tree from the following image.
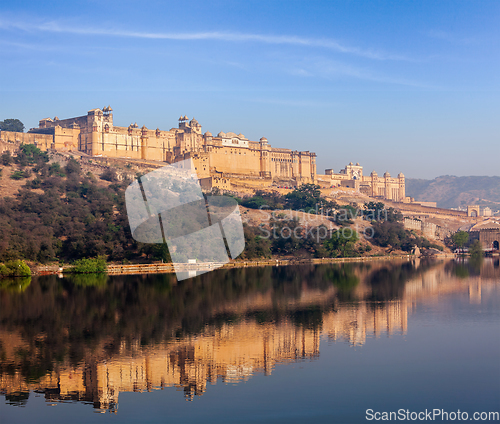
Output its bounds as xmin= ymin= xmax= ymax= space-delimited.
xmin=469 ymin=255 xmax=484 ymax=274
xmin=453 ymin=263 xmax=470 ymax=279
xmin=445 ymin=258 xmax=483 ymax=278
xmin=290 ymin=306 xmax=323 ymax=329
xmin=366 ymin=260 xmax=434 ymax=302
xmin=325 ymin=264 xmax=359 ymax=301
xmin=0 ymin=277 xmax=31 ymax=292
xmin=65 ymin=273 xmax=108 ymax=287
xmin=14 ymin=347 xmax=51 ymax=383
xmin=5 ymin=391 xmax=30 ymax=407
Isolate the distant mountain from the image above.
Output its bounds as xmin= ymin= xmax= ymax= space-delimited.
xmin=406 ymin=176 xmax=500 ymax=209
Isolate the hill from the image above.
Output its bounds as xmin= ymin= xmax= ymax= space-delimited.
xmin=406 ymin=176 xmax=500 ymax=209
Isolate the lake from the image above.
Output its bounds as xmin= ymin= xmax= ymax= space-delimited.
xmin=1 ymin=258 xmax=499 ymax=423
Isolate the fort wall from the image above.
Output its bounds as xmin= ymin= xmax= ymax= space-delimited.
xmin=3 ymin=107 xmax=403 ymax=200
xmin=403 ymin=217 xmax=452 ymax=241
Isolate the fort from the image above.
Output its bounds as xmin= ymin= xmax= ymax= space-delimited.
xmin=0 ymin=106 xmax=407 ymax=201
xmin=317 ymin=162 xmax=407 ymax=203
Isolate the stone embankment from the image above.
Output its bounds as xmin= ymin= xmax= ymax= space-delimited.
xmin=34 ymin=254 xmax=455 ymax=276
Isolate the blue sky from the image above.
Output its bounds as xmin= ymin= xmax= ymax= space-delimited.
xmin=0 ymin=0 xmax=498 ymax=178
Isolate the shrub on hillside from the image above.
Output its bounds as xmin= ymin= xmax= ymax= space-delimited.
xmin=48 ymin=162 xmax=65 ymax=177
xmin=1 ymin=150 xmax=12 ymax=166
xmin=15 ymin=144 xmax=49 ymax=167
xmin=101 ymin=168 xmax=118 ymax=182
xmin=10 ymin=169 xmax=30 ymax=180
xmin=64 ymin=158 xmax=81 ymax=175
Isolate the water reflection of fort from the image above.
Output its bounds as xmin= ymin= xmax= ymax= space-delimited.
xmin=1 ymin=259 xmax=498 ymax=411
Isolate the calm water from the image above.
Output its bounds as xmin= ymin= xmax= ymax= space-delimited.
xmin=0 ymin=259 xmax=499 ymax=423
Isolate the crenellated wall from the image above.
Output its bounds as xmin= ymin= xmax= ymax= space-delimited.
xmin=403 ymin=217 xmax=451 ymax=241
xmin=319 ymin=163 xmax=406 ymax=202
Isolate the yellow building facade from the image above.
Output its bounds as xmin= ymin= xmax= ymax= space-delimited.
xmin=20 ymin=108 xmax=317 ymax=185
xmin=317 ymin=162 xmax=408 ymax=202
xmin=0 ymin=107 xmax=407 ymax=200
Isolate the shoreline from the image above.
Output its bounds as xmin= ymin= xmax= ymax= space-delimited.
xmin=34 ymin=253 xmax=456 ymax=277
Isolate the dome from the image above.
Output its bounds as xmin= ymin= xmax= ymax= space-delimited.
xmin=204 ymin=131 xmax=212 ymax=137
xmin=356 ymin=162 xmax=360 ymax=166
xmin=349 ymin=162 xmax=353 ymax=166
xmin=260 ymin=137 xmax=268 ymax=142
xmin=371 ymin=170 xmax=378 ymax=176
xmin=384 ymin=171 xmax=391 ymax=178
xmin=398 ymin=172 xmax=404 ymax=178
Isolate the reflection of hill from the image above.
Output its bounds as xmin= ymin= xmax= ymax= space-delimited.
xmin=0 ymin=259 xmax=498 ymax=411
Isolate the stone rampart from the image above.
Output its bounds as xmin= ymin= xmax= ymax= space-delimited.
xmin=403 ymin=217 xmax=451 ymax=241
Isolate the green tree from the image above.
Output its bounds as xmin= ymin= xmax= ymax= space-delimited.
xmin=324 ymin=229 xmax=359 ymax=257
xmin=241 ymin=195 xmax=269 ymax=210
xmin=371 ymin=220 xmax=407 ymax=249
xmin=0 ymin=118 xmax=24 ymax=132
xmin=452 ymin=231 xmax=469 ymax=249
xmin=65 ymin=257 xmax=107 ymax=274
xmin=469 ymin=239 xmax=483 ymax=257
xmin=364 ymin=201 xmax=386 ymax=220
xmin=269 ymin=217 xmax=303 ymax=255
xmin=0 ymin=260 xmax=31 ymax=277
xmin=284 ymin=183 xmax=321 ymax=211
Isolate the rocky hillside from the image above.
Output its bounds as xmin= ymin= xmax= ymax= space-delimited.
xmin=406 ymin=176 xmax=500 ymax=209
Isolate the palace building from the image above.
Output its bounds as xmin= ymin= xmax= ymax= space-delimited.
xmin=316 ymin=162 xmax=407 ymax=203
xmin=0 ymin=106 xmax=406 ymax=201
xmin=16 ymin=107 xmax=316 ymax=185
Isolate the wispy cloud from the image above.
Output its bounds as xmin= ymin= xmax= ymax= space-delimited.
xmin=0 ymin=39 xmax=57 ymax=51
xmin=426 ymin=30 xmax=477 ymax=45
xmin=282 ymin=56 xmax=439 ymax=88
xmin=0 ymin=17 xmax=413 ymax=61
